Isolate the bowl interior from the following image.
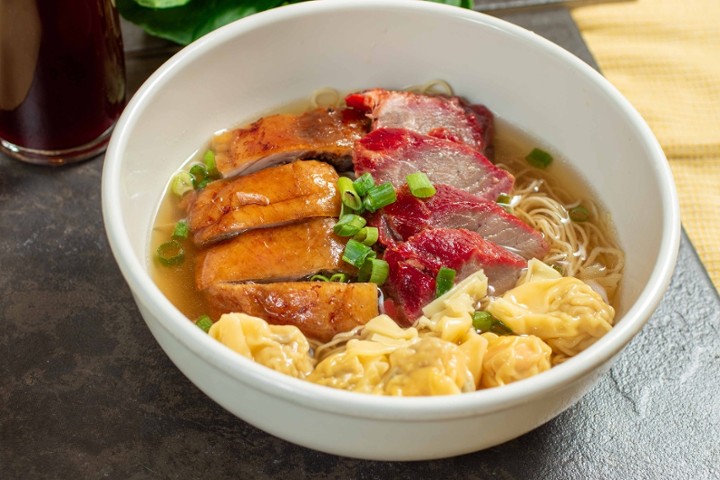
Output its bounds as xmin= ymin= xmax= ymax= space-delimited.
xmin=104 ymin=1 xmax=678 ymax=409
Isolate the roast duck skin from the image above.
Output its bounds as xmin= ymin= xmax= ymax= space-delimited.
xmin=212 ymin=108 xmax=369 ymax=178
xmin=204 ymin=282 xmax=379 ymax=343
xmin=182 ymin=161 xmax=341 ymax=247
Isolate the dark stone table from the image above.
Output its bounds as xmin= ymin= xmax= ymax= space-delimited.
xmin=2 ymin=5 xmax=718 ymax=479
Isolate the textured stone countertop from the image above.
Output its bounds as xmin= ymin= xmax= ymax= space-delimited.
xmin=1 ymin=6 xmax=718 ymax=479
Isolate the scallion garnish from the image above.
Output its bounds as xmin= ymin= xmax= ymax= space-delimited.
xmin=342 ymin=239 xmax=376 ymax=268
xmin=189 ymin=164 xmax=208 ymax=187
xmin=333 ymin=214 xmax=366 ymax=237
xmin=496 ymin=193 xmax=512 ymax=205
xmin=329 ymin=273 xmax=348 ymax=283
xmin=569 ymin=205 xmax=590 ymax=222
xmin=156 ymin=240 xmax=185 ymax=266
xmin=363 ymin=182 xmax=397 ymax=213
xmin=353 ymin=226 xmax=379 ymax=246
xmin=172 ymin=219 xmax=190 ymax=240
xmin=310 ymin=274 xmax=330 ymax=282
xmin=171 ymin=171 xmax=194 ymax=196
xmin=526 ymin=147 xmax=553 ymax=169
xmin=471 ymin=311 xmax=513 ymax=335
xmin=353 ymin=173 xmax=375 ymax=197
xmin=406 ymin=171 xmax=436 ymax=198
xmin=434 ymin=267 xmax=456 ymax=298
xmin=358 ymin=258 xmax=389 ymax=285
xmin=195 ymin=315 xmax=213 ymax=333
xmin=338 ymin=177 xmax=363 ymax=211
xmin=203 ymin=150 xmax=219 ymax=178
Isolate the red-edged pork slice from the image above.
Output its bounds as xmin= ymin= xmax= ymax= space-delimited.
xmin=353 ymin=128 xmax=513 ymax=201
xmin=213 ymin=108 xmax=369 ymax=177
xmin=345 ymin=89 xmax=494 ymax=154
xmin=204 ymin=282 xmax=379 ymax=343
xmin=195 ymin=218 xmax=351 ymax=290
xmin=383 ymin=228 xmax=527 ymax=324
xmin=182 ymin=161 xmax=340 ymax=247
xmin=369 ymin=184 xmax=549 ymax=260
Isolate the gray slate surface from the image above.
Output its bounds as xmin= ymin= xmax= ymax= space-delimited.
xmin=1 ymin=6 xmax=718 ymax=479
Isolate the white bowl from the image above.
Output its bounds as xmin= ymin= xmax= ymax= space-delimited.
xmin=102 ymin=0 xmax=680 ymax=460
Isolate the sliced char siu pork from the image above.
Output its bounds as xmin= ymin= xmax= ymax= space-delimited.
xmin=212 ymin=108 xmax=369 ymax=178
xmin=195 ymin=218 xmax=351 ymax=290
xmin=383 ymin=228 xmax=527 ymax=325
xmin=353 ymin=128 xmax=514 ymax=201
xmin=204 ymin=282 xmax=379 ymax=342
xmin=369 ymin=184 xmax=549 ymax=260
xmin=345 ymin=88 xmax=494 ymax=154
xmin=182 ymin=161 xmax=340 ymax=247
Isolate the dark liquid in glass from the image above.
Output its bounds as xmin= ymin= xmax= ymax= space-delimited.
xmin=0 ymin=0 xmax=126 ymax=161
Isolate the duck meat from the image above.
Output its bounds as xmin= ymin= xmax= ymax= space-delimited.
xmin=353 ymin=128 xmax=513 ymax=201
xmin=204 ymin=282 xmax=379 ymax=342
xmin=195 ymin=218 xmax=351 ymax=290
xmin=345 ymin=88 xmax=494 ymax=154
xmin=369 ymin=184 xmax=549 ymax=260
xmin=212 ymin=108 xmax=369 ymax=178
xmin=383 ymin=228 xmax=527 ymax=324
xmin=182 ymin=161 xmax=340 ymax=247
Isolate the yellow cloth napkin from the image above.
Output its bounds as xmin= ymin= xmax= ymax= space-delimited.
xmin=572 ymin=0 xmax=720 ymax=290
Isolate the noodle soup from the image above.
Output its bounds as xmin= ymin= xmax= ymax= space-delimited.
xmin=150 ymin=87 xmax=624 ymax=396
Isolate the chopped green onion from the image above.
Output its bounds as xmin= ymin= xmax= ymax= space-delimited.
xmin=363 ymin=182 xmax=397 ymax=213
xmin=552 ymin=263 xmax=565 ymax=275
xmin=329 ymin=273 xmax=349 ymax=283
xmin=569 ymin=205 xmax=590 ymax=222
xmin=189 ymin=164 xmax=208 ymax=187
xmin=171 ymin=171 xmax=194 ymax=196
xmin=353 ymin=226 xmax=379 ymax=246
xmin=434 ymin=267 xmax=456 ymax=298
xmin=156 ymin=240 xmax=185 ymax=266
xmin=526 ymin=147 xmax=553 ymax=169
xmin=353 ymin=173 xmax=375 ymax=197
xmin=310 ymin=274 xmax=330 ymax=282
xmin=195 ymin=315 xmax=213 ymax=333
xmin=342 ymin=239 xmax=376 ymax=268
xmin=472 ymin=311 xmax=513 ymax=335
xmin=357 ymin=258 xmax=389 ymax=285
xmin=406 ymin=171 xmax=436 ymax=198
xmin=338 ymin=177 xmax=363 ymax=211
xmin=172 ymin=219 xmax=190 ymax=240
xmin=203 ymin=150 xmax=219 ymax=177
xmin=333 ymin=214 xmax=366 ymax=237
xmin=496 ymin=193 xmax=512 ymax=205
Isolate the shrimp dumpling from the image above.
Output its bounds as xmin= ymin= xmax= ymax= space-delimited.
xmin=209 ymin=312 xmax=316 ymax=378
xmin=480 ymin=333 xmax=552 ymax=388
xmin=486 ymin=259 xmax=615 ymax=358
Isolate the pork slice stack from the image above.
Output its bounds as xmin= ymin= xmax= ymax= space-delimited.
xmin=344 ymin=88 xmax=552 ymax=324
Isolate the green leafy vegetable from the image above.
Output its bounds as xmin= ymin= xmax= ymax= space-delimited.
xmin=118 ymin=0 xmax=473 ymax=45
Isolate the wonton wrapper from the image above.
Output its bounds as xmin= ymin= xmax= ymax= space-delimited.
xmin=308 ymin=315 xmax=485 ymax=395
xmin=209 ymin=312 xmax=315 ymax=378
xmin=486 ymin=259 xmax=615 ymax=358
xmin=480 ymin=332 xmax=552 ymax=388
